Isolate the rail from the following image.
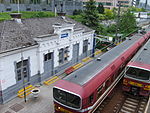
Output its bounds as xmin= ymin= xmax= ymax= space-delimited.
xmin=144 ymin=96 xmax=150 ymax=113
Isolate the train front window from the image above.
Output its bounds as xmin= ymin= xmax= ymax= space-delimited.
xmin=126 ymin=67 xmax=150 ymax=80
xmin=53 ymin=88 xmax=81 ymax=109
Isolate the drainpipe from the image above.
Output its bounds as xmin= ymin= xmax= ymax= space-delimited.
xmin=92 ymin=34 xmax=96 ymax=57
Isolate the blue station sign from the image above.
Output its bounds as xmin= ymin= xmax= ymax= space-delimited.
xmin=61 ymin=33 xmax=68 ymax=38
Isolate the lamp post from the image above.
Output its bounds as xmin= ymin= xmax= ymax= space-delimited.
xmin=21 ymin=46 xmax=27 ymax=103
xmin=17 ymin=0 xmax=20 ymax=13
xmin=115 ymin=1 xmax=121 ymax=44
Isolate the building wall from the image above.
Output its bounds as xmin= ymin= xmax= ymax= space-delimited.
xmin=0 ymin=0 xmax=83 ymax=15
xmin=0 ymin=22 xmax=94 ymax=104
xmin=0 ymin=46 xmax=39 ymax=103
xmin=82 ymin=0 xmax=132 ymax=9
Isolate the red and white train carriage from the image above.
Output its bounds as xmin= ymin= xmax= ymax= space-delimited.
xmin=53 ymin=31 xmax=150 ymax=113
xmin=123 ymin=38 xmax=150 ymax=96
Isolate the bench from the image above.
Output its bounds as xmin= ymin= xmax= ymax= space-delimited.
xmin=82 ymin=57 xmax=92 ymax=63
xmin=65 ymin=67 xmax=74 ymax=75
xmin=17 ymin=85 xmax=35 ymax=98
xmin=44 ymin=76 xmax=60 ymax=85
xmin=72 ymin=63 xmax=84 ymax=70
xmin=94 ymin=50 xmax=102 ymax=56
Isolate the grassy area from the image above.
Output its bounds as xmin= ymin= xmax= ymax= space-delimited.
xmin=0 ymin=11 xmax=55 ymax=22
xmin=67 ymin=15 xmax=83 ymax=23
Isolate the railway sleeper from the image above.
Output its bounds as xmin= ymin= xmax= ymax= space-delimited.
xmin=139 ymin=107 xmax=144 ymax=111
xmin=125 ymin=100 xmax=139 ymax=106
xmin=122 ymin=106 xmax=135 ymax=112
xmin=124 ymin=103 xmax=137 ymax=108
xmin=126 ymin=98 xmax=139 ymax=103
xmin=120 ymin=109 xmax=132 ymax=113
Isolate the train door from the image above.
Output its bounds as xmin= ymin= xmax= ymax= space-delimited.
xmin=105 ymin=78 xmax=111 ymax=90
xmin=97 ymin=85 xmax=103 ymax=99
xmin=89 ymin=93 xmax=94 ymax=105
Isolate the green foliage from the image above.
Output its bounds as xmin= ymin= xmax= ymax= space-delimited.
xmin=128 ymin=6 xmax=146 ymax=12
xmin=0 ymin=12 xmax=11 ymax=20
xmin=73 ymin=9 xmax=83 ymax=15
xmin=0 ymin=18 xmax=5 ymax=22
xmin=82 ymin=0 xmax=100 ymax=33
xmin=97 ymin=3 xmax=104 ymax=14
xmin=21 ymin=11 xmax=55 ymax=18
xmin=104 ymin=9 xmax=114 ymax=20
xmin=119 ymin=10 xmax=137 ymax=33
xmin=67 ymin=15 xmax=83 ymax=22
xmin=98 ymin=14 xmax=105 ymax=20
xmin=0 ymin=11 xmax=55 ymax=22
xmin=106 ymin=24 xmax=116 ymax=33
xmin=112 ymin=7 xmax=117 ymax=19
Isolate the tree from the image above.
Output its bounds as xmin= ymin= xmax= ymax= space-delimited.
xmin=73 ymin=9 xmax=83 ymax=15
xmin=97 ymin=3 xmax=104 ymax=14
xmin=104 ymin=9 xmax=114 ymax=20
xmin=82 ymin=0 xmax=100 ymax=33
xmin=119 ymin=10 xmax=137 ymax=33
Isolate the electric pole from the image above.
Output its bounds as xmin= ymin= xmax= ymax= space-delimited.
xmin=21 ymin=47 xmax=27 ymax=103
xmin=115 ymin=1 xmax=121 ymax=44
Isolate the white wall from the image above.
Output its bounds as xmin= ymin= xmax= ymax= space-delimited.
xmin=0 ymin=25 xmax=94 ymax=91
xmin=0 ymin=47 xmax=38 ymax=90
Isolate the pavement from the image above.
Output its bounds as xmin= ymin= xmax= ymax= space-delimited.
xmin=0 ymin=83 xmax=55 ymax=113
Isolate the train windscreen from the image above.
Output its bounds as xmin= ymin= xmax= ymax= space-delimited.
xmin=126 ymin=67 xmax=150 ymax=80
xmin=53 ymin=88 xmax=81 ymax=109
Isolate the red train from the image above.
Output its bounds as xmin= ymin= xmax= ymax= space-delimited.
xmin=53 ymin=31 xmax=150 ymax=113
xmin=123 ymin=35 xmax=150 ymax=97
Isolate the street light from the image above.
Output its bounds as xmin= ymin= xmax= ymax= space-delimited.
xmin=17 ymin=0 xmax=20 ymax=13
xmin=21 ymin=46 xmax=27 ymax=103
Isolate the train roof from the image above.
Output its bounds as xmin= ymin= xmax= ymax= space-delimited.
xmin=129 ymin=39 xmax=150 ymax=66
xmin=64 ymin=33 xmax=143 ymax=86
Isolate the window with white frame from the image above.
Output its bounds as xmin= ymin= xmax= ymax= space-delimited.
xmin=16 ymin=59 xmax=29 ymax=81
xmin=58 ymin=47 xmax=69 ymax=64
xmin=44 ymin=52 xmax=52 ymax=62
xmin=83 ymin=40 xmax=88 ymax=53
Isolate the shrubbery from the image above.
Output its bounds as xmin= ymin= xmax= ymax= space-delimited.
xmin=0 ymin=11 xmax=55 ymax=22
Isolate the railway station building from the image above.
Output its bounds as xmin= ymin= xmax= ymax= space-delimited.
xmin=0 ymin=15 xmax=95 ymax=104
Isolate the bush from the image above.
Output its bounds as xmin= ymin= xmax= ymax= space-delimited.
xmin=73 ymin=9 xmax=83 ymax=15
xmin=0 ymin=18 xmax=5 ymax=22
xmin=0 ymin=11 xmax=55 ymax=22
xmin=67 ymin=15 xmax=83 ymax=22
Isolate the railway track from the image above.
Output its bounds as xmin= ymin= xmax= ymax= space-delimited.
xmin=95 ymin=83 xmax=149 ymax=113
xmin=114 ymin=95 xmax=148 ymax=113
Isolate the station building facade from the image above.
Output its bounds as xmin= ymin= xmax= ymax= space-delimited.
xmin=0 ymin=0 xmax=83 ymax=15
xmin=0 ymin=16 xmax=95 ymax=104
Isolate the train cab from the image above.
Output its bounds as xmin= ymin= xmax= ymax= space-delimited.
xmin=123 ymin=39 xmax=150 ymax=96
xmin=123 ymin=65 xmax=150 ymax=96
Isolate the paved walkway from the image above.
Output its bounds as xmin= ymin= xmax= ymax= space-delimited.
xmin=0 ymin=84 xmax=55 ymax=113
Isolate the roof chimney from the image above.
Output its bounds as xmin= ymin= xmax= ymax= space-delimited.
xmin=10 ymin=13 xmax=22 ymax=24
xmin=57 ymin=3 xmax=66 ymax=16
